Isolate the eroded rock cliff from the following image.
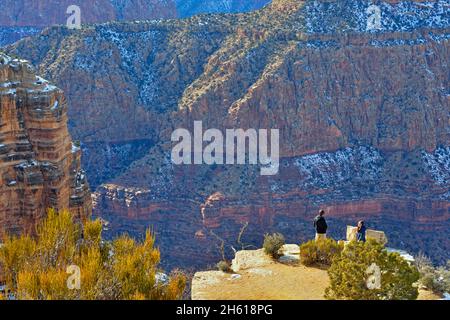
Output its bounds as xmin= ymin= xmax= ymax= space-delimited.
xmin=0 ymin=0 xmax=270 ymax=45
xmin=0 ymin=0 xmax=177 ymax=27
xmin=175 ymin=0 xmax=271 ymax=17
xmin=0 ymin=52 xmax=91 ymax=236
xmin=0 ymin=0 xmax=177 ymax=46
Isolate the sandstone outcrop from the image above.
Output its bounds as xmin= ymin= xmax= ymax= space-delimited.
xmin=231 ymin=249 xmax=274 ymax=272
xmin=346 ymin=226 xmax=388 ymax=244
xmin=6 ymin=0 xmax=450 ymax=267
xmin=0 ymin=52 xmax=91 ymax=236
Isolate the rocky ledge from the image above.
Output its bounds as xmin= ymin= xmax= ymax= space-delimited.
xmin=191 ymin=244 xmax=442 ymax=300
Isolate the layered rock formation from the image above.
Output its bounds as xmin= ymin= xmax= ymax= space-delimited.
xmin=0 ymin=0 xmax=177 ymax=27
xmin=0 ymin=0 xmax=269 ymax=27
xmin=0 ymin=0 xmax=269 ymax=45
xmin=0 ymin=0 xmax=177 ymax=46
xmin=0 ymin=52 xmax=91 ymax=236
xmin=5 ymin=0 xmax=450 ymax=268
xmin=175 ymin=0 xmax=271 ymax=17
xmin=0 ymin=27 xmax=42 ymax=47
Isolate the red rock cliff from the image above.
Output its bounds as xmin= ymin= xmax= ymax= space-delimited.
xmin=0 ymin=52 xmax=91 ymax=236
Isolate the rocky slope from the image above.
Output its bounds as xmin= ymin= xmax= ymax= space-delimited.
xmin=0 ymin=0 xmax=177 ymax=27
xmin=0 ymin=52 xmax=91 ymax=236
xmin=0 ymin=0 xmax=269 ymax=45
xmin=4 ymin=0 xmax=450 ymax=268
xmin=0 ymin=27 xmax=42 ymax=47
xmin=0 ymin=0 xmax=176 ymax=46
xmin=175 ymin=0 xmax=271 ymax=17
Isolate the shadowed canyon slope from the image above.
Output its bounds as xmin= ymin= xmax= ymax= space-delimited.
xmin=5 ymin=0 xmax=450 ymax=268
xmin=0 ymin=52 xmax=91 ymax=236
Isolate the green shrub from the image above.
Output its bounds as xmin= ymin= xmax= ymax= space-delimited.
xmin=419 ymin=271 xmax=443 ymax=293
xmin=299 ymin=239 xmax=343 ymax=267
xmin=216 ymin=261 xmax=232 ymax=273
xmin=438 ymin=264 xmax=450 ymax=293
xmin=263 ymin=233 xmax=285 ymax=259
xmin=325 ymin=240 xmax=420 ymax=300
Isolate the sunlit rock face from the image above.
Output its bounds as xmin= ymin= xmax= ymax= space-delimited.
xmin=6 ymin=0 xmax=450 ymax=268
xmin=0 ymin=53 xmax=91 ymax=236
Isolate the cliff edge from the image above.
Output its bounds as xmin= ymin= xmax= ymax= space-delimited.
xmin=191 ymin=244 xmax=442 ymax=300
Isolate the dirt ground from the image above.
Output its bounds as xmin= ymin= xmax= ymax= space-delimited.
xmin=192 ymin=262 xmax=442 ymax=300
xmin=418 ymin=290 xmax=442 ymax=300
xmin=193 ymin=263 xmax=330 ymax=300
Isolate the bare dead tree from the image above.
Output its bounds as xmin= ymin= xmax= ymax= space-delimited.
xmin=209 ymin=230 xmax=226 ymax=262
xmin=209 ymin=222 xmax=257 ymax=263
xmin=237 ymin=222 xmax=257 ymax=250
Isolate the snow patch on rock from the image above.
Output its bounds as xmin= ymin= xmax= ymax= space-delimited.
xmin=294 ymin=146 xmax=383 ymax=189
xmin=422 ymin=146 xmax=450 ymax=186
xmin=305 ymin=0 xmax=450 ymax=34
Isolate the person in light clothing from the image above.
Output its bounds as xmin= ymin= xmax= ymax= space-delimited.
xmin=314 ymin=209 xmax=328 ymax=241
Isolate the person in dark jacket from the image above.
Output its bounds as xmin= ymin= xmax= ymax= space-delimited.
xmin=356 ymin=220 xmax=367 ymax=242
xmin=314 ymin=210 xmax=328 ymax=241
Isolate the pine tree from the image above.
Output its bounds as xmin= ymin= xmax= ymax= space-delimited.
xmin=325 ymin=240 xmax=420 ymax=300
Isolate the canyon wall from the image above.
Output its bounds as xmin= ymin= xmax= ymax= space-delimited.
xmin=0 ymin=0 xmax=177 ymax=46
xmin=0 ymin=0 xmax=177 ymax=27
xmin=176 ymin=0 xmax=271 ymax=17
xmin=5 ymin=0 xmax=450 ymax=268
xmin=0 ymin=0 xmax=270 ymax=46
xmin=0 ymin=52 xmax=91 ymax=236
